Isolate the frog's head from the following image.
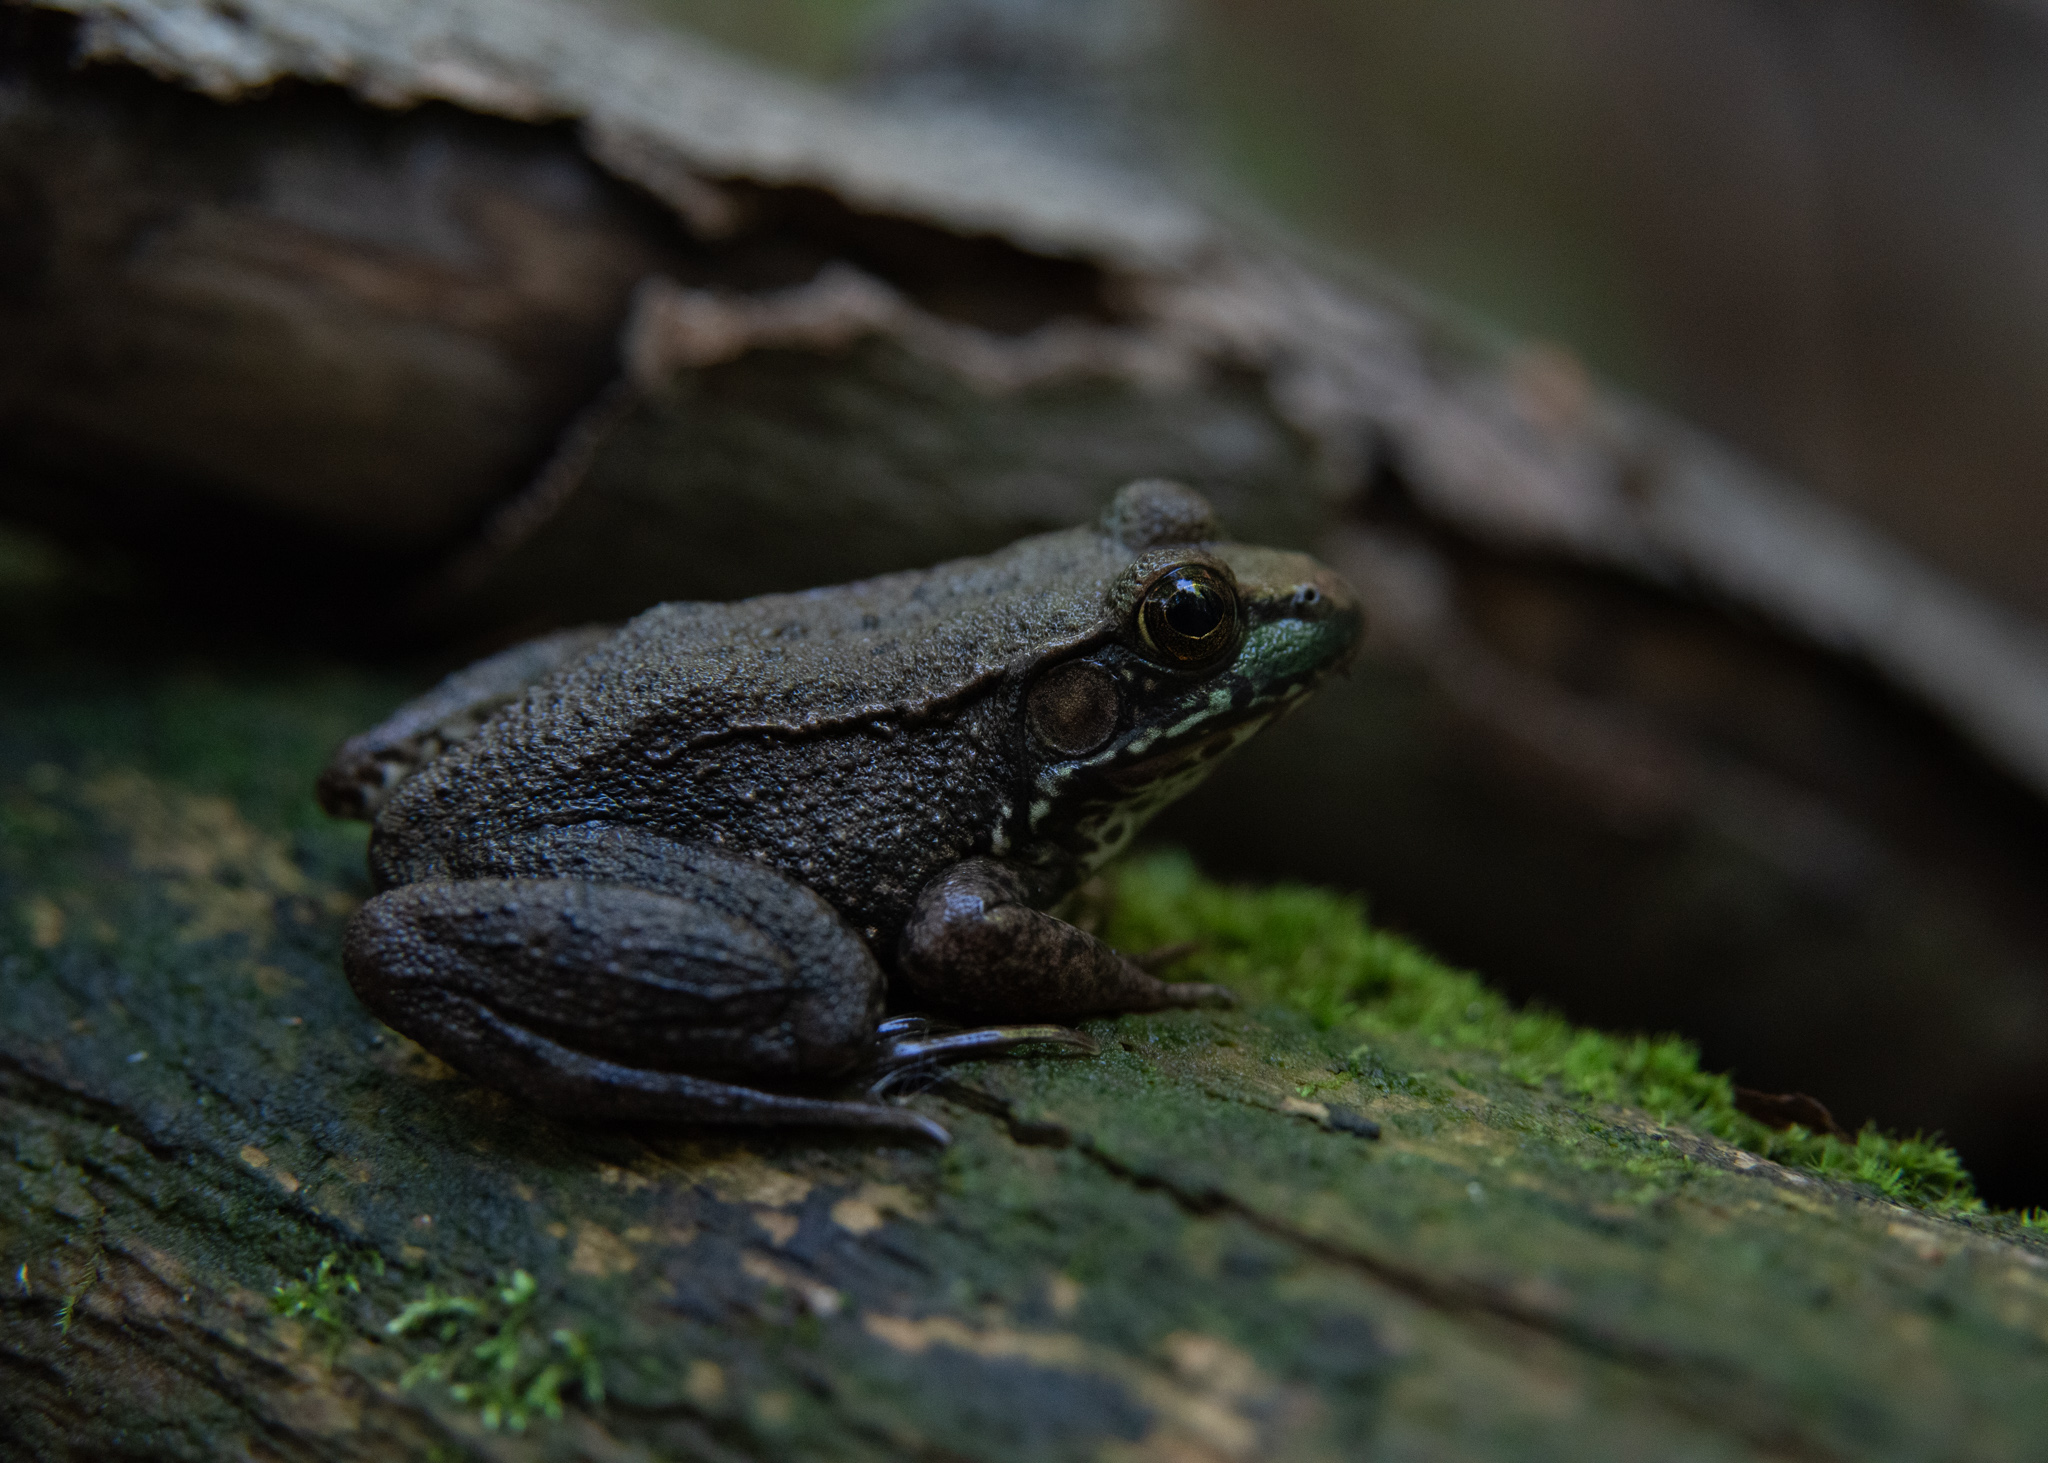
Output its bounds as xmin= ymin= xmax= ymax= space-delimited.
xmin=1003 ymin=480 xmax=1362 ymax=874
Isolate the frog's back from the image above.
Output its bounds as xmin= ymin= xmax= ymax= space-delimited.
xmin=366 ymin=525 xmax=1130 ymax=938
xmin=558 ymin=524 xmax=1126 ymax=743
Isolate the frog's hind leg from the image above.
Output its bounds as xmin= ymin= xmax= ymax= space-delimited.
xmin=435 ymin=999 xmax=949 ymax=1143
xmin=343 ymin=875 xmax=947 ymax=1143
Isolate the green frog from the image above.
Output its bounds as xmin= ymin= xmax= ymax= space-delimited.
xmin=320 ymin=481 xmax=1360 ymax=1142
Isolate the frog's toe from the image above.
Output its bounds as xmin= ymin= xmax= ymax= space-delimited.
xmin=872 ymin=1020 xmax=1099 ymax=1091
xmin=1158 ymin=980 xmax=1237 ymax=1010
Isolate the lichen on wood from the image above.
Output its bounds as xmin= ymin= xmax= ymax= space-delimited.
xmin=4 ymin=654 xmax=2047 ymax=1462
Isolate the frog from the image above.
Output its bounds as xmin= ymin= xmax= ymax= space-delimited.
xmin=320 ymin=480 xmax=1361 ymax=1143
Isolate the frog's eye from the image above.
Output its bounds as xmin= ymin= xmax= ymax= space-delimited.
xmin=1137 ymin=564 xmax=1239 ymax=667
xmin=1027 ymin=662 xmax=1121 ymax=757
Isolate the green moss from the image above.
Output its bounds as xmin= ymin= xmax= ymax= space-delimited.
xmin=386 ymin=1269 xmax=605 ymax=1433
xmin=271 ymin=1253 xmax=371 ymax=1357
xmin=1106 ymin=850 xmax=1981 ymax=1212
xmin=269 ymin=1259 xmax=608 ymax=1434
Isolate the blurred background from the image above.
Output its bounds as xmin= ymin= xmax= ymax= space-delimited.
xmin=4 ymin=0 xmax=2046 ymax=1203
xmin=650 ymin=0 xmax=2048 ymax=631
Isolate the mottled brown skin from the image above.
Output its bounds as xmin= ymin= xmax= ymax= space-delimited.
xmin=325 ymin=481 xmax=1361 ymax=1140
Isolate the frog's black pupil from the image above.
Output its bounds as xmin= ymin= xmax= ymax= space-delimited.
xmin=1163 ymin=580 xmax=1224 ymax=638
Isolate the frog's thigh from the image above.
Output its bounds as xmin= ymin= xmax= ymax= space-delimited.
xmin=897 ymin=859 xmax=1234 ymax=1021
xmin=344 ymin=877 xmax=935 ymax=1138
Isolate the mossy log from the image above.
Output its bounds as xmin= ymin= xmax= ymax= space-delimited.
xmin=4 ymin=652 xmax=2046 ymax=1462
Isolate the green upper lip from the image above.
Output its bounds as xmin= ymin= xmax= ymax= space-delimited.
xmin=1235 ymin=606 xmax=1361 ymax=686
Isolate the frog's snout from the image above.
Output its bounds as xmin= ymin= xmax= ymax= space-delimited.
xmin=1306 ymin=564 xmax=1365 ymax=673
xmin=1247 ymin=556 xmax=1365 ymax=680
xmin=1286 ymin=562 xmax=1361 ymax=624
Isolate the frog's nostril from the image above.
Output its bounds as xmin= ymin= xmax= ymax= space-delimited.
xmin=1291 ymin=585 xmax=1322 ymax=610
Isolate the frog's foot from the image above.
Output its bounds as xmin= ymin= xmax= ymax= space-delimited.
xmin=868 ymin=1016 xmax=1098 ymax=1096
xmin=1126 ymin=942 xmax=1238 ymax=1006
xmin=899 ymin=860 xmax=1239 ymax=1019
xmin=1135 ymin=977 xmax=1237 ymax=1011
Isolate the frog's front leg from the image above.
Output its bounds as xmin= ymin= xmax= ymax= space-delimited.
xmin=345 ymin=874 xmax=956 ymax=1142
xmin=897 ymin=859 xmax=1234 ymax=1021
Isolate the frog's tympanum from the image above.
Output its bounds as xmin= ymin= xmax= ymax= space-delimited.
xmin=321 ymin=482 xmax=1360 ymax=1141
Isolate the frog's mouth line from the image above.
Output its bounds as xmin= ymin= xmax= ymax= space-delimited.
xmin=1027 ymin=710 xmax=1281 ymax=871
xmin=1096 ymin=716 xmax=1269 ymax=794
xmin=1096 ymin=621 xmax=1346 ymax=779
xmin=1022 ymin=700 xmax=1276 ymax=841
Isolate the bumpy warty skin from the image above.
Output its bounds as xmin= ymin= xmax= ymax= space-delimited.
xmin=368 ymin=525 xmax=1133 ymax=952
